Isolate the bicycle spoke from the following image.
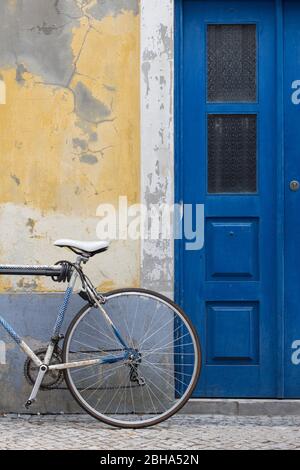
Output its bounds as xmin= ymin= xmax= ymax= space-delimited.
xmin=83 ymin=319 xmax=118 ymax=347
xmin=142 ymin=357 xmax=191 ymax=392
xmin=64 ymin=291 xmax=200 ymax=427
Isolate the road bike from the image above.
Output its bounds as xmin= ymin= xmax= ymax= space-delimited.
xmin=0 ymin=239 xmax=201 ymax=428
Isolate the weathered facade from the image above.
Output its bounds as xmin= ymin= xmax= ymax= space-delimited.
xmin=0 ymin=0 xmax=174 ymax=413
xmin=5 ymin=0 xmax=299 ymax=410
xmin=0 ymin=0 xmax=146 ymax=412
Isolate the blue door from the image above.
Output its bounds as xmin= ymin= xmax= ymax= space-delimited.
xmin=176 ymin=0 xmax=280 ymax=397
xmin=283 ymin=1 xmax=300 ymax=397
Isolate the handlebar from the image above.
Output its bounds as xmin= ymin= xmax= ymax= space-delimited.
xmin=0 ymin=264 xmax=64 ymax=277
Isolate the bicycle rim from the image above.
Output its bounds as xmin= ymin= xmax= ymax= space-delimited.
xmin=63 ymin=289 xmax=201 ymax=428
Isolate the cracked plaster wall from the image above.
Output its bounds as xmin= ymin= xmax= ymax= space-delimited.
xmin=0 ymin=0 xmax=140 ymax=292
xmin=0 ymin=0 xmax=178 ymax=413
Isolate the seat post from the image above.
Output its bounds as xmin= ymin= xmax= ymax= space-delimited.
xmin=75 ymin=254 xmax=90 ymax=267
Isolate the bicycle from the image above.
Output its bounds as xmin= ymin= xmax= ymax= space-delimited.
xmin=0 ymin=239 xmax=201 ymax=428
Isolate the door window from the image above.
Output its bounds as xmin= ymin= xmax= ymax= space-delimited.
xmin=208 ymin=114 xmax=257 ymax=193
xmin=207 ymin=24 xmax=257 ymax=102
xmin=207 ymin=24 xmax=257 ymax=194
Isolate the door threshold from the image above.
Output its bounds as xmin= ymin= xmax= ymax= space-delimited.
xmin=181 ymin=399 xmax=300 ymax=416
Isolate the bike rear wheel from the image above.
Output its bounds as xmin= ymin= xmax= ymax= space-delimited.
xmin=63 ymin=288 xmax=201 ymax=428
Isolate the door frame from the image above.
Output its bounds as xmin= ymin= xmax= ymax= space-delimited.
xmin=174 ymin=0 xmax=286 ymax=397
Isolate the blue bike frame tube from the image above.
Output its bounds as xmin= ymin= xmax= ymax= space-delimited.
xmin=87 ymin=286 xmax=130 ymax=351
xmin=52 ymin=271 xmax=78 ymax=337
xmin=52 ymin=270 xmax=129 ymax=350
xmin=0 ymin=316 xmax=42 ymax=366
xmin=0 ymin=315 xmax=22 ymax=344
xmin=111 ymin=325 xmax=129 ymax=350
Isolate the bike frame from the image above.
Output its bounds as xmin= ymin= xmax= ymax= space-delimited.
xmin=0 ymin=260 xmax=131 ymax=404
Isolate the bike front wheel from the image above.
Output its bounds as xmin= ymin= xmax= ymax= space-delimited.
xmin=63 ymin=288 xmax=201 ymax=428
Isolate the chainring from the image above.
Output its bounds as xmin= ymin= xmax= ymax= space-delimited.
xmin=24 ymin=347 xmax=64 ymax=390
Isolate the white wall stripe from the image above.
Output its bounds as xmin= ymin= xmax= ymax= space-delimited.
xmin=140 ymin=0 xmax=174 ymax=298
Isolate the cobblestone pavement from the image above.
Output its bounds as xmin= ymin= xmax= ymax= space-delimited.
xmin=0 ymin=414 xmax=300 ymax=450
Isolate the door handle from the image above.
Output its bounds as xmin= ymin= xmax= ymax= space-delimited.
xmin=290 ymin=180 xmax=300 ymax=192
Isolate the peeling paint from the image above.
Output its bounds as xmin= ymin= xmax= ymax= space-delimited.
xmin=159 ymin=23 xmax=173 ymax=58
xmin=143 ymin=49 xmax=157 ymax=61
xmin=88 ymin=0 xmax=139 ymax=20
xmin=17 ymin=278 xmax=38 ymax=290
xmin=72 ymin=138 xmax=88 ymax=151
xmin=10 ymin=174 xmax=20 ymax=186
xmin=141 ymin=0 xmax=174 ymax=298
xmin=15 ymin=64 xmax=28 ymax=84
xmin=74 ymin=81 xmax=111 ymax=123
xmin=160 ymin=75 xmax=166 ymax=86
xmin=89 ymin=132 xmax=98 ymax=142
xmin=79 ymin=154 xmax=98 ymax=165
xmin=0 ymin=3 xmax=141 ymax=292
xmin=0 ymin=0 xmax=80 ymax=84
xmin=26 ymin=218 xmax=36 ymax=234
xmin=142 ymin=62 xmax=151 ymax=95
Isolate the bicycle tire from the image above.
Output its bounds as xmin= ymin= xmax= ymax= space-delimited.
xmin=63 ymin=288 xmax=201 ymax=429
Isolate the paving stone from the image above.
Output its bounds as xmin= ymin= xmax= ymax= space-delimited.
xmin=0 ymin=414 xmax=300 ymax=450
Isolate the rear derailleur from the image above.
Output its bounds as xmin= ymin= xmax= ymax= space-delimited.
xmin=128 ymin=352 xmax=145 ymax=386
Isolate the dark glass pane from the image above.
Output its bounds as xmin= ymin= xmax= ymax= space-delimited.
xmin=208 ymin=115 xmax=257 ymax=193
xmin=207 ymin=25 xmax=256 ymax=102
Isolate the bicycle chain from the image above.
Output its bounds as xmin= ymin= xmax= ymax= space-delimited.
xmin=23 ymin=347 xmax=64 ymax=390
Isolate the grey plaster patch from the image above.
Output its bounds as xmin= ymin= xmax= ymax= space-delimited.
xmin=15 ymin=64 xmax=27 ymax=84
xmin=143 ymin=49 xmax=157 ymax=61
xmin=89 ymin=132 xmax=98 ymax=142
xmin=74 ymin=81 xmax=111 ymax=123
xmin=26 ymin=218 xmax=36 ymax=233
xmin=142 ymin=62 xmax=151 ymax=96
xmin=79 ymin=154 xmax=98 ymax=165
xmin=88 ymin=0 xmax=139 ymax=20
xmin=159 ymin=128 xmax=164 ymax=144
xmin=10 ymin=174 xmax=20 ymax=186
xmin=16 ymin=279 xmax=38 ymax=290
xmin=72 ymin=138 xmax=88 ymax=151
xmin=54 ymin=0 xmax=82 ymax=20
xmin=0 ymin=0 xmax=81 ymax=84
xmin=144 ymin=181 xmax=168 ymax=206
xmin=141 ymin=249 xmax=173 ymax=293
xmin=160 ymin=75 xmax=166 ymax=86
xmin=159 ymin=23 xmax=172 ymax=58
xmin=30 ymin=21 xmax=68 ymax=35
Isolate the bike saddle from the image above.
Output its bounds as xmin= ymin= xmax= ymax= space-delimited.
xmin=54 ymin=239 xmax=109 ymax=257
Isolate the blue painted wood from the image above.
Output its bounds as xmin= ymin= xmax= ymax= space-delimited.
xmin=206 ymin=219 xmax=259 ymax=281
xmin=283 ymin=0 xmax=300 ymax=398
xmin=275 ymin=0 xmax=285 ymax=399
xmin=206 ymin=302 xmax=259 ymax=365
xmin=175 ymin=0 xmax=280 ymax=397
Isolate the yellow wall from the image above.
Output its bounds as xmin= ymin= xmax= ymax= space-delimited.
xmin=0 ymin=1 xmax=140 ymax=292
